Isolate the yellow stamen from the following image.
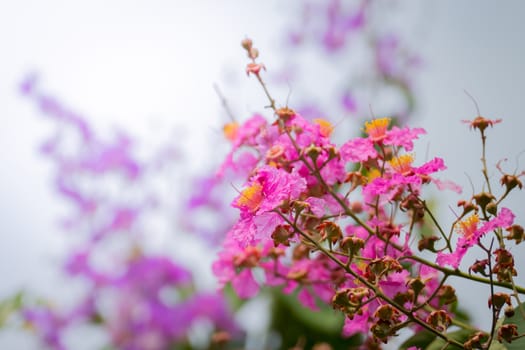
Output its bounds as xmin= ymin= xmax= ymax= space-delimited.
xmin=456 ymin=214 xmax=479 ymax=239
xmin=236 ymin=182 xmax=263 ymax=212
xmin=389 ymin=154 xmax=414 ymax=175
xmin=314 ymin=118 xmax=334 ymax=137
xmin=364 ymin=117 xmax=391 ymax=141
xmin=223 ymin=122 xmax=239 ymax=141
xmin=367 ymin=168 xmax=381 ymax=182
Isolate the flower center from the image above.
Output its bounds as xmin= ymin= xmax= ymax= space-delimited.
xmin=365 ymin=117 xmax=390 ymax=142
xmin=314 ymin=118 xmax=334 ymax=137
xmin=236 ymin=182 xmax=264 ymax=212
xmin=389 ymin=154 xmax=414 ymax=175
xmin=457 ymin=214 xmax=479 ymax=239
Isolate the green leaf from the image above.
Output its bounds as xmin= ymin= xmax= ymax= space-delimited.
xmin=501 ymin=302 xmax=525 ymax=350
xmin=270 ymin=288 xmax=360 ymax=349
xmin=425 ymin=329 xmax=476 ymax=350
xmin=399 ymin=330 xmax=437 ymax=350
xmin=273 ymin=288 xmax=342 ymax=333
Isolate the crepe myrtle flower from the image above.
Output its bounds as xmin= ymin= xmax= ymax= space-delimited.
xmin=436 ymin=208 xmax=515 ymax=268
xmin=233 ymin=165 xmax=306 ymax=215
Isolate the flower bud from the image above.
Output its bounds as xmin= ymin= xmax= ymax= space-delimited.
xmin=463 ymin=332 xmax=486 ymax=350
xmin=473 ymin=192 xmax=495 ymax=212
xmin=406 ymin=278 xmax=425 ymax=298
xmin=370 ymin=320 xmax=395 ymax=343
xmin=241 ymin=38 xmax=253 ymax=50
xmin=488 ymin=292 xmax=511 ymax=311
xmin=317 ymin=221 xmax=343 ymax=244
xmin=505 ymin=306 xmax=515 ymax=318
xmin=374 ymin=305 xmax=397 ymax=322
xmin=418 ymin=236 xmax=440 ymax=252
xmin=486 ymin=202 xmax=498 ymax=216
xmin=457 ymin=200 xmax=477 ymax=216
xmin=497 ymin=324 xmax=518 ymax=343
xmin=437 ymin=285 xmax=457 ymax=306
xmin=463 ymin=116 xmax=502 ymax=133
xmin=305 ymin=145 xmax=322 ymax=161
xmin=341 ymin=236 xmax=365 ymax=256
xmin=506 ymin=224 xmax=524 ymax=244
xmin=500 ymin=174 xmax=523 ymax=192
xmin=468 ymin=259 xmax=489 ymax=276
xmin=271 ymin=225 xmax=293 ymax=247
xmin=426 ymin=310 xmax=451 ymax=332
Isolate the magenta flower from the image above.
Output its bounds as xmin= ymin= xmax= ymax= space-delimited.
xmin=340 ymin=137 xmax=377 ymax=163
xmin=437 ymin=208 xmax=515 ymax=268
xmin=234 ymin=166 xmax=306 ymax=215
xmin=383 ymin=126 xmax=426 ymax=151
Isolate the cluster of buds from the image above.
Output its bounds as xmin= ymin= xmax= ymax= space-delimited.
xmin=242 ymin=38 xmax=265 ymax=76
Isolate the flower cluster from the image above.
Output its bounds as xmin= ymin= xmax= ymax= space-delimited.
xmin=213 ymin=40 xmax=525 ymax=349
xmin=19 ymin=77 xmax=238 ymax=350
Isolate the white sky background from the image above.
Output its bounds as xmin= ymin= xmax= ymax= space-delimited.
xmin=1 ymin=1 xmax=525 ymax=349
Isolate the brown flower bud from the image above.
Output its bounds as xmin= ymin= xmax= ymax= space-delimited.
xmin=271 ymin=225 xmax=293 ymax=247
xmin=469 ymin=259 xmax=489 ymax=276
xmin=473 ymin=192 xmax=496 ymax=211
xmin=506 ymin=224 xmax=524 ymax=244
xmin=374 ymin=305 xmax=397 ymax=322
xmin=505 ymin=306 xmax=515 ymax=318
xmin=341 ymin=236 xmax=365 ymax=256
xmin=486 ymin=202 xmax=498 ymax=216
xmin=426 ymin=310 xmax=451 ymax=332
xmin=305 ymin=144 xmax=322 ymax=161
xmin=406 ymin=278 xmax=426 ymax=298
xmin=371 ymin=320 xmax=395 ymax=343
xmin=500 ymin=174 xmax=523 ymax=192
xmin=317 ymin=221 xmax=343 ymax=244
xmin=463 ymin=332 xmax=487 ymax=350
xmin=275 ymin=107 xmax=296 ymax=121
xmin=437 ymin=285 xmax=457 ymax=306
xmin=457 ymin=200 xmax=477 ymax=216
xmin=418 ymin=236 xmax=440 ymax=252
xmin=488 ymin=292 xmax=511 ymax=311
xmin=498 ymin=323 xmax=518 ymax=343
xmin=241 ymin=38 xmax=253 ymax=50
xmin=464 ymin=116 xmax=502 ymax=133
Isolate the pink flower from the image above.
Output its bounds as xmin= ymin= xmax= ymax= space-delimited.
xmin=234 ymin=166 xmax=306 ymax=215
xmin=212 ymin=239 xmax=262 ymax=298
xmin=414 ymin=157 xmax=446 ymax=175
xmin=436 ymin=248 xmax=466 ymax=269
xmin=436 ymin=208 xmax=515 ymax=268
xmin=384 ymin=126 xmax=426 ymax=151
xmin=340 ymin=137 xmax=377 ymax=162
